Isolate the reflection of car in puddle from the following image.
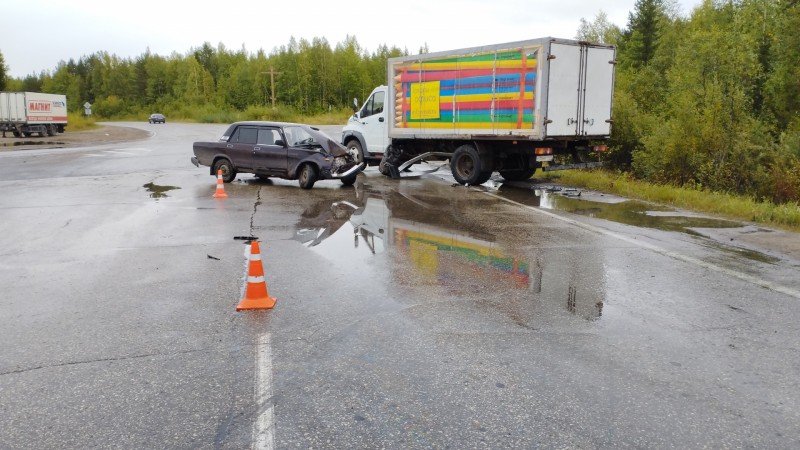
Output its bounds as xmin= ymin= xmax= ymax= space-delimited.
xmin=292 ymin=184 xmax=604 ymax=323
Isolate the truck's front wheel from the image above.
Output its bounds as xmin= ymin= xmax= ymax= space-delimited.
xmin=451 ymin=145 xmax=492 ymax=186
xmin=345 ymin=139 xmax=364 ymax=164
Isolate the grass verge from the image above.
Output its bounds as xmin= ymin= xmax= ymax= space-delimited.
xmin=66 ymin=112 xmax=99 ymax=131
xmin=541 ymin=169 xmax=800 ymax=233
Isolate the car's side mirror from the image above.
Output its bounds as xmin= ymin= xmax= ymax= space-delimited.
xmin=352 ymin=98 xmax=359 ymax=113
xmin=274 ymin=139 xmax=285 ymax=147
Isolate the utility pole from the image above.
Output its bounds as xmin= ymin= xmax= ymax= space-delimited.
xmin=261 ymin=67 xmax=282 ymax=109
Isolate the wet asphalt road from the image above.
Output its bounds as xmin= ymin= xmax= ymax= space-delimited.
xmin=1 ymin=122 xmax=800 ymax=449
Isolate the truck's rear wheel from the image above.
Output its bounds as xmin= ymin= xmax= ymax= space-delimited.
xmin=499 ymin=167 xmax=536 ymax=181
xmin=451 ymin=145 xmax=492 ymax=186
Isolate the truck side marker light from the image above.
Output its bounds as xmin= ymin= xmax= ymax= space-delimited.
xmin=236 ymin=240 xmax=277 ymax=311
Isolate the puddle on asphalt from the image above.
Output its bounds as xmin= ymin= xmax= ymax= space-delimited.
xmin=143 ymin=182 xmax=180 ymax=199
xmin=289 ymin=182 xmax=604 ymax=325
xmin=497 ymin=185 xmax=741 ymax=232
xmin=496 ymin=183 xmax=778 ymax=264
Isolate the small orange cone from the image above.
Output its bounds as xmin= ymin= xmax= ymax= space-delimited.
xmin=236 ymin=240 xmax=277 ymax=310
xmin=213 ymin=169 xmax=228 ymax=198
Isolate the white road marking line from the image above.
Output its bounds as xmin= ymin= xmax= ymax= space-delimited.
xmin=485 ymin=191 xmax=800 ymax=300
xmin=102 ymin=150 xmax=136 ymax=156
xmin=254 ymin=332 xmax=275 ymax=450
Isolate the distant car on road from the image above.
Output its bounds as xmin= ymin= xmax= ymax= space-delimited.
xmin=148 ymin=113 xmax=166 ymax=124
xmin=191 ymin=121 xmax=365 ymax=189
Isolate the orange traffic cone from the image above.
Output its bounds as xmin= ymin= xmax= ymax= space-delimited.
xmin=236 ymin=240 xmax=277 ymax=310
xmin=213 ymin=169 xmax=228 ymax=198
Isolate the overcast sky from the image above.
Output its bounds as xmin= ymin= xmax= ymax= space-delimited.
xmin=2 ymin=0 xmax=702 ymax=79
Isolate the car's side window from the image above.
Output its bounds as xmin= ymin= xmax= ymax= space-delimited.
xmin=234 ymin=127 xmax=258 ymax=144
xmin=257 ymin=128 xmax=279 ymax=146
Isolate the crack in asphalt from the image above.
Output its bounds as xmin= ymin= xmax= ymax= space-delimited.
xmin=0 ymin=348 xmax=214 ymax=376
xmin=250 ymin=187 xmax=262 ymax=236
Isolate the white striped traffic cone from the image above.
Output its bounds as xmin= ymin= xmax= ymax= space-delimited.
xmin=213 ymin=169 xmax=228 ymax=198
xmin=236 ymin=240 xmax=276 ymax=310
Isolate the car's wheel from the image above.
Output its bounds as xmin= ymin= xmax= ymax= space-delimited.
xmin=340 ymin=174 xmax=358 ymax=187
xmin=499 ymin=167 xmax=536 ymax=181
xmin=298 ymin=164 xmax=318 ymax=189
xmin=213 ymin=159 xmax=237 ymax=183
xmin=345 ymin=139 xmax=364 ymax=164
xmin=451 ymin=145 xmax=492 ymax=185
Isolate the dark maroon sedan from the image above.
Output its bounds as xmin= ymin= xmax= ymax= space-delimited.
xmin=191 ymin=121 xmax=365 ymax=189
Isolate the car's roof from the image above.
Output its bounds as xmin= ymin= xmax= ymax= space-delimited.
xmin=229 ymin=121 xmax=312 ymax=128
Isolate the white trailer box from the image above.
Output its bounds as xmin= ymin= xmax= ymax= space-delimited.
xmin=0 ymin=92 xmax=68 ymax=137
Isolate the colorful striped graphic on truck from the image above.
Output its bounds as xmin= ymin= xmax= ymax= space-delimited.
xmin=392 ymin=46 xmax=539 ymax=131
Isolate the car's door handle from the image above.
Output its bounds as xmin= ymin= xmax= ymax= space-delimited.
xmin=227 ymin=144 xmax=233 ymax=148
xmin=379 ymin=117 xmax=384 ymax=122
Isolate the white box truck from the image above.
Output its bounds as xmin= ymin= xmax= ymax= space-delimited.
xmin=0 ymin=92 xmax=68 ymax=137
xmin=341 ymin=37 xmax=616 ymax=185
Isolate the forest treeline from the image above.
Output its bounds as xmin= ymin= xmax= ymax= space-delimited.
xmin=0 ymin=0 xmax=798 ymax=204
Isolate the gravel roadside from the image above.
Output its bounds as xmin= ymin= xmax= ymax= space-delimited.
xmin=0 ymin=124 xmax=151 ymax=152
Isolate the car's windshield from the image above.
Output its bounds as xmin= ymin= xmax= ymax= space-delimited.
xmin=283 ymin=126 xmax=320 ymax=147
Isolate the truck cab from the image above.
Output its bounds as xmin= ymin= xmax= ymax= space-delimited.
xmin=341 ymin=86 xmax=388 ymax=165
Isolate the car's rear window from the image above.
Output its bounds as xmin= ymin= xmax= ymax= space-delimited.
xmin=233 ymin=127 xmax=258 ymax=144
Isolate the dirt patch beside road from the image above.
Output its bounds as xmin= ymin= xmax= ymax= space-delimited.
xmin=0 ymin=124 xmax=151 ymax=151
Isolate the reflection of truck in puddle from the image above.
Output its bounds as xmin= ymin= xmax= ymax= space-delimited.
xmin=350 ymin=194 xmax=530 ymax=290
xmin=296 ymin=185 xmax=604 ymax=323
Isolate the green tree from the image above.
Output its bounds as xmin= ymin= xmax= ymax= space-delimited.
xmin=620 ymin=0 xmax=666 ymax=68
xmin=576 ymin=10 xmax=624 ymax=44
xmin=0 ymin=49 xmax=7 ymax=90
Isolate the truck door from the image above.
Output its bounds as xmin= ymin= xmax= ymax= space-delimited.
xmin=545 ymin=42 xmax=582 ymax=136
xmin=582 ymin=46 xmax=615 ymax=136
xmin=359 ymin=89 xmax=387 ymax=154
xmin=545 ymin=42 xmax=614 ymax=137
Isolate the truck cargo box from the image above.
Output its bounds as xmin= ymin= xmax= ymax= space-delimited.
xmin=387 ymin=37 xmax=615 ymax=140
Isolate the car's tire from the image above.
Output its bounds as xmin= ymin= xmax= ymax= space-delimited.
xmin=451 ymin=145 xmax=491 ymax=186
xmin=345 ymin=139 xmax=364 ymax=164
xmin=340 ymin=174 xmax=358 ymax=187
xmin=298 ymin=164 xmax=318 ymax=189
xmin=213 ymin=159 xmax=237 ymax=183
